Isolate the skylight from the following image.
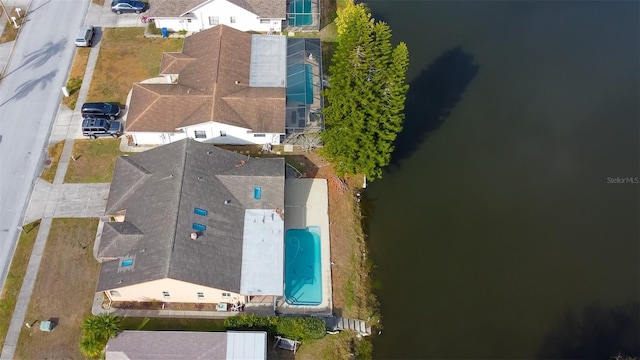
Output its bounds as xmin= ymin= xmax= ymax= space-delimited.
xmin=121 ymin=259 xmax=133 ymax=267
xmin=194 ymin=208 xmax=208 ymax=216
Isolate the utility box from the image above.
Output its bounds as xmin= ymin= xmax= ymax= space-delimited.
xmin=40 ymin=321 xmax=55 ymax=332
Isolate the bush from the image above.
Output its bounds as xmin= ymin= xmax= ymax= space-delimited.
xmin=353 ymin=337 xmax=373 ymax=359
xmin=277 ymin=317 xmax=326 ymax=340
xmin=79 ymin=314 xmax=122 ymax=358
xmin=224 ymin=315 xmax=326 ymax=341
xmin=66 ymin=77 xmax=82 ymax=95
xmin=148 ymin=21 xmax=162 ymax=35
xmin=224 ymin=314 xmax=277 ymax=331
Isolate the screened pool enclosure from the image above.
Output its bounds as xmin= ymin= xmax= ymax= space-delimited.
xmin=285 ymin=38 xmax=323 ymax=138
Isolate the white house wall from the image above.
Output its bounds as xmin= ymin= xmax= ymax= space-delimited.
xmin=181 ymin=121 xmax=283 ymax=145
xmin=130 ymin=131 xmax=186 ymax=146
xmin=154 ymin=0 xmax=283 ymax=33
xmin=104 ymin=277 xmax=245 ymax=304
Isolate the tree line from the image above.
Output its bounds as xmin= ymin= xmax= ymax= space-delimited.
xmin=321 ymin=0 xmax=409 ymax=180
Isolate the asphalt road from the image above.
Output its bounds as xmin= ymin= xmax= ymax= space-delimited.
xmin=0 ymin=0 xmax=89 ymax=290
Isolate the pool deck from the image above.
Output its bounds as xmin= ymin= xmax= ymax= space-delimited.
xmin=279 ymin=179 xmax=332 ymax=315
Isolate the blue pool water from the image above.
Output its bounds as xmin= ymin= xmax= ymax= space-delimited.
xmin=288 ymin=0 xmax=312 ymax=26
xmin=286 ymin=63 xmax=314 ymax=105
xmin=284 ymin=227 xmax=322 ymax=305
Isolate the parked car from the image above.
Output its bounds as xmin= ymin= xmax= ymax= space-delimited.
xmin=82 ymin=118 xmax=124 ymax=139
xmin=110 ymin=0 xmax=147 ymax=14
xmin=74 ymin=25 xmax=94 ymax=47
xmin=81 ymin=102 xmax=121 ymax=120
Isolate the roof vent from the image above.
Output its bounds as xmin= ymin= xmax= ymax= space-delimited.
xmin=224 ymin=200 xmax=231 ymax=205
xmin=197 ymin=176 xmax=204 ymax=181
xmin=235 ymin=80 xmax=240 ymax=85
xmin=190 ymin=232 xmax=198 ymax=240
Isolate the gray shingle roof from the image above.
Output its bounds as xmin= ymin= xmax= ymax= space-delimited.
xmin=106 ymin=331 xmax=267 ymax=360
xmin=96 ymin=139 xmax=284 ymax=293
xmin=106 ymin=331 xmax=227 ymax=359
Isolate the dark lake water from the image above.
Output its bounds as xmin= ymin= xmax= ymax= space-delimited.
xmin=363 ymin=1 xmax=639 ymax=358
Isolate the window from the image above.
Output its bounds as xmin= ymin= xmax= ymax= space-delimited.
xmin=110 ymin=290 xmax=121 ymax=297
xmin=194 ymin=130 xmax=206 ymax=139
xmin=163 ymin=291 xmax=171 ymax=299
xmin=260 ymin=19 xmax=270 ymax=24
xmin=194 ymin=208 xmax=208 ymax=216
xmin=197 ymin=292 xmax=205 ymax=299
xmin=253 ymin=133 xmax=265 ymax=137
xmin=222 ymin=292 xmax=231 ymax=297
xmin=230 ymin=16 xmax=236 ymax=23
xmin=192 ymin=223 xmax=206 ymax=231
xmin=220 ymin=130 xmax=226 ymax=137
xmin=209 ymin=16 xmax=219 ymax=25
xmin=187 ymin=18 xmax=192 ymax=23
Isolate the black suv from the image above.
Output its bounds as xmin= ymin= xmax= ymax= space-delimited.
xmin=81 ymin=102 xmax=121 ymax=120
xmin=82 ymin=118 xmax=124 ymax=139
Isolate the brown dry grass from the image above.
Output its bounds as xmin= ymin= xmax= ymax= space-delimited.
xmin=0 ymin=8 xmax=25 ymax=44
xmin=0 ymin=221 xmax=40 ymax=351
xmin=15 ymin=218 xmax=100 ymax=360
xmin=40 ymin=141 xmax=65 ymax=183
xmin=87 ymin=27 xmax=184 ymax=104
xmin=65 ymin=139 xmax=131 ymax=183
xmin=295 ymin=330 xmax=353 ymax=359
xmin=62 ymin=48 xmax=91 ymax=110
xmin=92 ymin=0 xmax=105 ymax=5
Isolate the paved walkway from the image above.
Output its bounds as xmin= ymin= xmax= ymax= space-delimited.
xmin=0 ymin=3 xmax=146 ymax=359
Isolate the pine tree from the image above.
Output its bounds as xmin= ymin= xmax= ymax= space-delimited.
xmin=321 ymin=0 xmax=409 ymax=180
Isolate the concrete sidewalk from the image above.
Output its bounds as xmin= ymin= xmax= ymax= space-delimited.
xmin=1 ymin=3 xmax=148 ymax=359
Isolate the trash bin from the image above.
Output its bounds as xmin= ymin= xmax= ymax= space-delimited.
xmin=161 ymin=27 xmax=168 ymax=38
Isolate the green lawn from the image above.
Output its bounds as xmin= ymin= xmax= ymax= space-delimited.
xmin=65 ymin=139 xmax=131 ymax=183
xmin=121 ymin=317 xmax=226 ymax=331
xmin=0 ymin=220 xmax=40 ymax=351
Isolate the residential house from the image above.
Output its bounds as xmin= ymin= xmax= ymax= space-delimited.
xmin=148 ymin=0 xmax=285 ymax=34
xmin=95 ymin=139 xmax=285 ymax=306
xmin=106 ymin=331 xmax=267 ymax=359
xmin=125 ymin=25 xmax=287 ymax=146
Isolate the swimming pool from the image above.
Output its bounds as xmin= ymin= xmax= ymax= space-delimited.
xmin=286 ymin=63 xmax=314 ymax=105
xmin=288 ymin=0 xmax=312 ymax=26
xmin=284 ymin=226 xmax=322 ymax=306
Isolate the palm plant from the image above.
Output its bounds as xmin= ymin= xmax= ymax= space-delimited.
xmin=79 ymin=313 xmax=122 ymax=358
xmin=83 ymin=313 xmax=121 ymax=342
xmin=79 ymin=335 xmax=104 ymax=358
